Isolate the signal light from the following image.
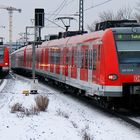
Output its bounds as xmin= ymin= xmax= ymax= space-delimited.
xmin=108 ymin=74 xmax=118 ymax=81
xmin=35 ymin=8 xmax=45 ymax=27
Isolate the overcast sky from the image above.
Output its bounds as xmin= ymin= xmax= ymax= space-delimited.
xmin=0 ymin=0 xmax=139 ymax=42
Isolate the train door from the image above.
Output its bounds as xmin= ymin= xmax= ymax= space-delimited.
xmin=80 ymin=45 xmax=88 ymax=82
xmin=62 ymin=47 xmax=69 ymax=83
xmin=45 ymin=48 xmax=49 ymax=72
xmin=50 ymin=48 xmax=54 ymax=73
xmin=71 ymin=47 xmax=77 ymax=79
xmin=88 ymin=44 xmax=92 ymax=83
xmin=62 ymin=47 xmax=68 ymax=76
xmin=65 ymin=47 xmax=69 ymax=78
xmin=68 ymin=46 xmax=72 ymax=80
xmin=77 ymin=45 xmax=81 ymax=81
xmin=92 ymin=44 xmax=101 ymax=84
xmin=60 ymin=47 xmax=65 ymax=81
xmin=55 ymin=48 xmax=61 ymax=75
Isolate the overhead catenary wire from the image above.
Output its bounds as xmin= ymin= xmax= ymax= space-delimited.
xmin=47 ymin=0 xmax=68 ymax=27
xmin=46 ymin=0 xmax=76 ymax=29
xmin=84 ymin=0 xmax=113 ymax=11
xmin=48 ymin=0 xmax=67 ymax=20
xmin=46 ymin=0 xmax=113 ymax=30
xmin=46 ymin=0 xmax=75 ymax=17
xmin=45 ymin=18 xmax=65 ymax=30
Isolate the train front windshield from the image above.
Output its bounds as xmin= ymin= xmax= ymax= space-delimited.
xmin=0 ymin=48 xmax=4 ymax=63
xmin=115 ymin=34 xmax=140 ymax=74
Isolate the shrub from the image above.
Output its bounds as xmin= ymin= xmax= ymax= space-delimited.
xmin=82 ymin=131 xmax=93 ymax=140
xmin=35 ymin=95 xmax=49 ymax=111
xmin=11 ymin=103 xmax=25 ymax=113
xmin=29 ymin=106 xmax=40 ymax=115
xmin=11 ymin=103 xmax=39 ymax=116
xmin=82 ymin=125 xmax=93 ymax=140
xmin=56 ymin=109 xmax=69 ymax=119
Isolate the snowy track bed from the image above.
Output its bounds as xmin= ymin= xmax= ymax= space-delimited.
xmin=131 ymin=117 xmax=140 ymax=124
xmin=0 ymin=76 xmax=140 ymax=140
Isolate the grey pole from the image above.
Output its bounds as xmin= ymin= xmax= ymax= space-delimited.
xmin=25 ymin=27 xmax=28 ymax=44
xmin=79 ymin=0 xmax=84 ymax=33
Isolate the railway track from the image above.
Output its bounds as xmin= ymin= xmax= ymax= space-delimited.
xmin=0 ymin=80 xmax=3 ymax=84
xmin=113 ymin=112 xmax=140 ymax=129
xmin=41 ymin=79 xmax=140 ymax=130
xmin=76 ymin=95 xmax=140 ymax=130
xmin=0 ymin=79 xmax=6 ymax=92
xmin=29 ymin=75 xmax=140 ymax=130
xmin=11 ymin=72 xmax=140 ymax=130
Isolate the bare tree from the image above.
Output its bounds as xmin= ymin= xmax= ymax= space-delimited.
xmin=116 ymin=7 xmax=133 ymax=20
xmin=134 ymin=13 xmax=140 ymax=23
xmin=99 ymin=10 xmax=115 ymax=21
xmin=87 ymin=20 xmax=99 ymax=32
xmin=87 ymin=7 xmax=136 ymax=32
xmin=134 ymin=2 xmax=140 ymax=22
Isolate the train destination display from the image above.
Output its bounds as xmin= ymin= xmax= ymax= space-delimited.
xmin=115 ymin=34 xmax=140 ymax=41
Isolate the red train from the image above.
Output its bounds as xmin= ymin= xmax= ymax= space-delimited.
xmin=11 ymin=20 xmax=140 ymax=107
xmin=0 ymin=46 xmax=9 ymax=76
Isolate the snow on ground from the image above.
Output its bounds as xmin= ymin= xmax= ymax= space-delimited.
xmin=0 ymin=77 xmax=140 ymax=140
xmin=131 ymin=117 xmax=140 ymax=124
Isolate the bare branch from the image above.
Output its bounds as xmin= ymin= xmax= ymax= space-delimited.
xmin=99 ymin=10 xmax=115 ymax=21
xmin=87 ymin=6 xmax=137 ymax=32
xmin=87 ymin=20 xmax=98 ymax=32
xmin=116 ymin=7 xmax=133 ymax=20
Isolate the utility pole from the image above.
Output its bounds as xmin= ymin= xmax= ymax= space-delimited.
xmin=79 ymin=0 xmax=84 ymax=33
xmin=30 ymin=8 xmax=44 ymax=94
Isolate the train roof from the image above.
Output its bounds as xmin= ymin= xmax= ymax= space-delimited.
xmin=41 ymin=30 xmax=103 ymax=48
xmin=95 ymin=20 xmax=140 ymax=31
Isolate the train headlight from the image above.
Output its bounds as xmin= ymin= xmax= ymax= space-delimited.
xmin=108 ymin=74 xmax=118 ymax=81
xmin=5 ymin=63 xmax=8 ymax=65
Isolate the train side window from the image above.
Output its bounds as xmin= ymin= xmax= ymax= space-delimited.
xmin=85 ymin=49 xmax=88 ymax=69
xmin=81 ymin=47 xmax=88 ymax=69
xmin=81 ymin=49 xmax=84 ymax=68
xmin=74 ymin=49 xmax=77 ymax=67
xmin=98 ymin=45 xmax=101 ymax=61
xmin=71 ymin=49 xmax=74 ymax=67
xmin=51 ymin=48 xmax=54 ymax=64
xmin=93 ymin=49 xmax=97 ymax=70
xmin=68 ymin=49 xmax=71 ymax=66
xmin=65 ymin=49 xmax=69 ymax=65
xmin=54 ymin=48 xmax=60 ymax=65
xmin=77 ymin=50 xmax=81 ymax=68
xmin=89 ymin=49 xmax=92 ymax=70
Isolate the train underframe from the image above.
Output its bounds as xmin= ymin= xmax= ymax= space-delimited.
xmin=0 ymin=67 xmax=9 ymax=78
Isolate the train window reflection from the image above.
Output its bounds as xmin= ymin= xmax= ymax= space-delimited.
xmin=116 ymin=41 xmax=140 ymax=51
xmin=116 ymin=41 xmax=140 ymax=64
xmin=118 ymin=51 xmax=140 ymax=64
xmin=93 ymin=49 xmax=97 ymax=70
